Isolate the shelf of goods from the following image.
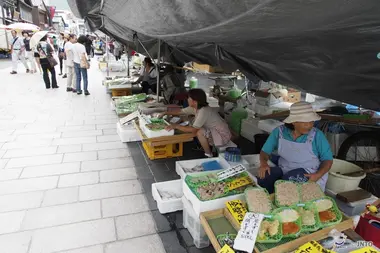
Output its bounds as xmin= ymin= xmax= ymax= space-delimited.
xmin=133 ymin=120 xmax=194 ymax=160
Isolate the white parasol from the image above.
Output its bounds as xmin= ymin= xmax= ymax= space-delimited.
xmin=7 ymin=23 xmax=40 ymax=31
xmin=30 ymin=31 xmax=49 ymax=49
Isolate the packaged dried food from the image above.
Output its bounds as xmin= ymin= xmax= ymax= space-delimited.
xmin=272 ymin=207 xmax=302 ymax=238
xmin=282 ymin=222 xmax=300 ymax=236
xmin=245 ymin=187 xmax=273 ymax=214
xmin=297 ymin=203 xmax=321 ymax=232
xmin=257 ymin=216 xmax=282 ymax=243
xmin=315 ymin=198 xmax=333 ymax=212
xmin=300 ymin=182 xmax=324 ymax=202
xmin=313 ymin=197 xmax=342 ymax=228
xmin=275 ymin=180 xmax=300 ymax=207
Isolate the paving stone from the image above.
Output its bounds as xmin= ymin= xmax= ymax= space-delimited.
xmin=151 ymin=210 xmax=172 ymax=233
xmin=79 ymin=180 xmax=143 ymax=201
xmin=63 ymin=151 xmax=97 ymax=162
xmin=0 ymin=191 xmax=44 ymax=212
xmin=3 ymin=146 xmax=58 ymax=158
xmin=86 ymin=119 xmax=117 ymax=125
xmin=96 ymin=124 xmax=116 ymax=130
xmin=52 ymin=137 xmax=97 ymax=146
xmin=0 ymin=232 xmax=32 ymax=253
xmin=97 ymin=134 xmax=120 ymax=143
xmin=58 ymin=172 xmax=99 ymax=187
xmin=0 ymin=158 xmax=9 ymax=169
xmin=159 ymin=231 xmax=187 ymax=253
xmin=42 ymin=187 xmax=78 ymax=207
xmin=0 ymin=176 xmax=58 ymax=195
xmin=6 ymin=154 xmax=63 ymax=168
xmin=1 ymin=139 xmax=53 ymax=150
xmin=82 ymin=141 xmax=126 ymax=151
xmin=150 ymin=163 xmax=180 ymax=182
xmin=59 ymin=245 xmax=104 ymax=253
xmin=105 ymin=234 xmax=166 ymax=253
xmin=135 ymin=165 xmax=154 ymax=179
xmin=102 ymin=128 xmax=117 ymax=135
xmin=0 ymin=168 xmax=22 ymax=181
xmin=22 ymin=200 xmax=101 ymax=230
xmin=139 ymin=178 xmax=158 ymax=211
xmin=100 ymin=168 xmax=137 ymax=182
xmin=0 ymin=149 xmax=5 ymax=158
xmin=57 ymin=144 xmax=82 ymax=153
xmin=0 ymin=210 xmax=25 ymax=234
xmin=98 ymin=149 xmax=130 ymax=159
xmin=81 ymin=158 xmax=134 ymax=172
xmin=61 ymin=130 xmax=103 ymax=138
xmin=115 ymin=211 xmax=156 ymax=239
xmin=29 ymin=218 xmax=116 ymax=253
xmin=21 ymin=162 xmax=80 ymax=178
xmin=188 ymin=245 xmax=216 ymax=253
xmin=102 ymin=194 xmax=149 ymax=217
xmin=15 ymin=132 xmax=62 ymax=141
xmin=57 ymin=125 xmax=96 ymax=132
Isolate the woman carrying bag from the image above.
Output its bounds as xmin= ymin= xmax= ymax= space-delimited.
xmin=73 ymin=35 xmax=90 ymax=95
xmin=36 ymin=35 xmax=58 ymax=89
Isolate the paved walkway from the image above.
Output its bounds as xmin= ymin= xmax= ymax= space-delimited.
xmin=0 ymin=59 xmax=166 ymax=253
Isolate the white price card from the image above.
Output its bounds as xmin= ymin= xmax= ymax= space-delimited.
xmin=120 ymin=111 xmax=139 ymax=125
xmin=217 ymin=164 xmax=246 ymax=181
xmin=233 ymin=212 xmax=264 ymax=253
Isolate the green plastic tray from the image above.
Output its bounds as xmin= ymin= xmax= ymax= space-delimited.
xmin=244 ymin=187 xmax=273 ymax=214
xmin=257 ymin=215 xmax=283 ymax=244
xmin=272 ymin=207 xmax=302 ymax=239
xmin=296 ymin=202 xmax=321 ymax=233
xmin=299 ymin=182 xmax=325 ymax=202
xmin=313 ymin=196 xmax=343 ymax=228
xmin=274 ymin=180 xmax=300 ymax=207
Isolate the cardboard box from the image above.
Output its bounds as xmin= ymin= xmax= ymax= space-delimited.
xmin=284 ymin=91 xmax=301 ymax=103
xmin=255 ymin=90 xmax=283 ymax=106
xmin=193 ymin=62 xmax=224 ymax=73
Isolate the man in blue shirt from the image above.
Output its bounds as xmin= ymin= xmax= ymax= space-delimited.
xmin=258 ymin=102 xmax=333 ymax=193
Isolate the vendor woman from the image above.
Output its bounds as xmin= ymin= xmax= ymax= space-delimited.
xmin=258 ymin=101 xmax=333 ymax=193
xmin=161 ymin=88 xmax=231 ymax=157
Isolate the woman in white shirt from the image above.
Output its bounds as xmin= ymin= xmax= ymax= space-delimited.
xmin=57 ymin=33 xmax=66 ymax=76
xmin=73 ymin=35 xmax=90 ymax=95
xmin=132 ymin=57 xmax=157 ymax=94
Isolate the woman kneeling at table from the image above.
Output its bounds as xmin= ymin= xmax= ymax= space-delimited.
xmin=161 ymin=89 xmax=231 ymax=157
xmin=258 ymin=101 xmax=333 ymax=193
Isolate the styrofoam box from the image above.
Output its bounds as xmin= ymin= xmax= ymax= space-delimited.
xmin=183 ymin=172 xmax=254 ymax=216
xmin=110 ymin=100 xmax=116 ymax=111
xmin=175 ymin=157 xmax=231 ymax=179
xmin=152 ymin=179 xmax=183 ymax=214
xmin=139 ymin=117 xmax=174 ymax=138
xmin=258 ymin=119 xmax=284 ymax=133
xmin=182 ymin=196 xmax=210 ymax=248
xmin=325 ymin=188 xmax=378 ymax=217
xmin=116 ymin=122 xmax=142 ymax=142
xmin=241 ymin=117 xmax=264 ymax=142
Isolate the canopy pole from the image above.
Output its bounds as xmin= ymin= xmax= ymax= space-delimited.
xmin=126 ymin=45 xmax=130 ymax=77
xmin=105 ymin=35 xmax=109 ymax=77
xmin=156 ymin=39 xmax=161 ymax=101
xmin=135 ymin=36 xmax=154 ymax=62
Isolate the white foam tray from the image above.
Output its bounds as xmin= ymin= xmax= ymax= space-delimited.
xmin=152 ymin=179 xmax=183 ymax=214
xmin=139 ymin=117 xmax=174 ymax=139
xmin=182 ymin=172 xmax=254 ymax=216
xmin=175 ymin=157 xmax=231 ymax=179
xmin=116 ymin=122 xmax=142 ymax=142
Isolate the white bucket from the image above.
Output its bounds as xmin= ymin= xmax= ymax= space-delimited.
xmin=326 ymin=159 xmax=366 ymax=193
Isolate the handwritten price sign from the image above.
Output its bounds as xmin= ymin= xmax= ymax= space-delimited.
xmin=295 ymin=241 xmax=333 ymax=253
xmin=218 ymin=244 xmax=235 ymax=253
xmin=226 ymin=200 xmax=247 ymax=224
xmin=227 ymin=176 xmax=253 ymax=191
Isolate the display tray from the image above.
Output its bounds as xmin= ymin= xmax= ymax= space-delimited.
xmin=200 ymin=207 xmax=353 ymax=253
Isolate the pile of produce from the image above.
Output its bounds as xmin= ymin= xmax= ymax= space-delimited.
xmin=185 ymin=172 xmax=255 ymax=201
xmin=145 ymin=119 xmax=167 ymax=131
xmin=115 ymin=94 xmax=147 ymax=116
xmin=275 ymin=180 xmax=300 ymax=206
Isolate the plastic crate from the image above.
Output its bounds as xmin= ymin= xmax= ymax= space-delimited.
xmin=112 ymin=89 xmax=132 ymax=97
xmin=152 ymin=179 xmax=183 ymax=214
xmin=142 ymin=141 xmax=183 ymax=160
xmin=182 ymin=196 xmax=210 ymax=248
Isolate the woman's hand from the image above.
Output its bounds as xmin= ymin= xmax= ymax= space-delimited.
xmin=304 ymin=172 xmax=321 ymax=182
xmin=157 ymin=112 xmax=166 ymax=119
xmin=258 ymin=162 xmax=270 ymax=179
xmin=165 ymin=124 xmax=177 ymax=131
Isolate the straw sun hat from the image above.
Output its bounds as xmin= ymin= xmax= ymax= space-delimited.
xmin=283 ymin=101 xmax=321 ymax=123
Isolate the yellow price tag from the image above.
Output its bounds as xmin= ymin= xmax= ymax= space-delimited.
xmin=226 ymin=200 xmax=247 ymax=224
xmin=227 ymin=176 xmax=253 ymax=191
xmin=218 ymin=244 xmax=235 ymax=253
xmin=351 ymin=246 xmax=379 ymax=253
xmin=295 ymin=241 xmax=333 ymax=253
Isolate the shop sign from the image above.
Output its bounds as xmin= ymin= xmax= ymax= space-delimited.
xmin=218 ymin=244 xmax=235 ymax=253
xmin=226 ymin=200 xmax=247 ymax=224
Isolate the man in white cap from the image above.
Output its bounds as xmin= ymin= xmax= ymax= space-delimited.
xmin=258 ymin=101 xmax=333 ymax=193
xmin=10 ymin=30 xmax=29 ymax=74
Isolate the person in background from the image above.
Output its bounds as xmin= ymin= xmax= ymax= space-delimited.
xmin=10 ymin=30 xmax=29 ymax=74
xmin=258 ymin=101 xmax=333 ymax=193
xmin=73 ymin=35 xmax=90 ymax=96
xmin=22 ymin=31 xmax=36 ymax=74
xmin=52 ymin=36 xmax=58 ymax=51
xmin=36 ymin=35 xmax=58 ymax=89
xmin=132 ymin=57 xmax=157 ymax=94
xmin=85 ymin=35 xmax=93 ymax=60
xmin=57 ymin=33 xmax=66 ymax=76
xmin=113 ymin=41 xmax=122 ymax=61
xmin=160 ymin=89 xmax=232 ymax=157
xmin=64 ymin=34 xmax=77 ymax=92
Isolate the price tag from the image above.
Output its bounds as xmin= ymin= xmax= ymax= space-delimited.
xmin=295 ymin=241 xmax=333 ymax=253
xmin=233 ymin=212 xmax=264 ymax=253
xmin=227 ymin=176 xmax=253 ymax=191
xmin=217 ymin=164 xmax=246 ymax=181
xmin=120 ymin=111 xmax=139 ymax=125
xmin=226 ymin=200 xmax=247 ymax=224
xmin=218 ymin=244 xmax=235 ymax=253
xmin=351 ymin=246 xmax=379 ymax=253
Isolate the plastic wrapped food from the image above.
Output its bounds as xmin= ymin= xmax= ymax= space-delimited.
xmin=315 ymin=199 xmax=333 ymax=212
xmin=319 ymin=210 xmax=336 ymax=222
xmin=282 ymin=222 xmax=300 ymax=236
xmin=299 ymin=207 xmax=316 ymax=226
xmin=259 ymin=219 xmax=280 ymax=239
xmin=275 ymin=180 xmax=300 ymax=206
xmin=245 ymin=188 xmax=272 ymax=214
xmin=313 ymin=197 xmax=342 ymax=228
xmin=300 ymin=182 xmax=324 ymax=202
xmin=278 ymin=209 xmax=299 ymax=223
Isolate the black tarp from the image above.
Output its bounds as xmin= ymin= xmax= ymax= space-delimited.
xmin=67 ymin=0 xmax=380 ymax=110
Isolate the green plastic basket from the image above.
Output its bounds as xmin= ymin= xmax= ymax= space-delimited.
xmin=244 ymin=187 xmax=273 ymax=214
xmin=296 ymin=202 xmax=321 ymax=233
xmin=274 ymin=180 xmax=300 ymax=207
xmin=272 ymin=207 xmax=302 ymax=239
xmin=299 ymin=182 xmax=325 ymax=202
xmin=257 ymin=215 xmax=283 ymax=244
xmin=313 ymin=196 xmax=343 ymax=228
